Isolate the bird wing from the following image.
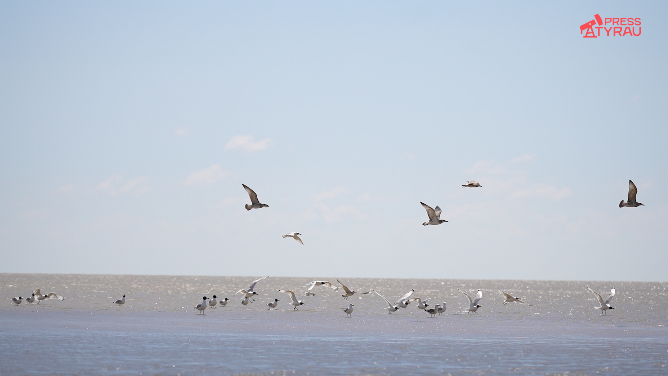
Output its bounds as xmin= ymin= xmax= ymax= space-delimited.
xmin=587 ymin=286 xmax=606 ymax=306
xmin=459 ymin=289 xmax=473 ymax=307
xmin=46 ymin=293 xmax=65 ymax=300
xmin=279 ymin=290 xmax=299 ymax=304
xmin=304 ymin=281 xmax=316 ymax=292
xmin=243 ymin=184 xmax=260 ymax=204
xmin=372 ymin=290 xmax=393 ymax=308
xmin=421 ymin=202 xmax=436 ymax=220
xmin=500 ymin=290 xmax=513 ymax=299
xmin=472 ymin=290 xmax=483 ymax=306
xmin=605 ymin=288 xmax=616 ymax=305
xmin=337 ymin=280 xmax=352 ymax=294
xmin=235 ymin=289 xmax=248 ymax=296
xmin=320 ymin=281 xmax=338 ymax=291
xmin=293 ymin=234 xmax=304 ymax=245
xmin=433 ymin=206 xmax=442 ymax=219
xmin=33 ymin=289 xmax=41 ymax=296
xmin=628 ymin=180 xmax=638 ymax=203
xmin=248 ymin=276 xmax=268 ymax=292
xmin=397 ymin=289 xmax=415 ymax=304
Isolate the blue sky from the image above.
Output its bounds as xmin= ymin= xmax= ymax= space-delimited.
xmin=1 ymin=2 xmax=666 ymax=281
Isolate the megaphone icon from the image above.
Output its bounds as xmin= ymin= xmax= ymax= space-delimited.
xmin=580 ymin=14 xmax=603 ymax=38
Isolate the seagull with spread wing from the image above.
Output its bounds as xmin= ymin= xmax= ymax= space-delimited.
xmin=395 ymin=289 xmax=415 ymax=308
xmin=462 ymin=180 xmax=482 ymax=188
xmin=302 ymin=281 xmax=338 ymax=297
xmin=619 ymin=180 xmax=644 ymax=208
xmin=282 ymin=232 xmax=304 ymax=245
xmin=499 ymin=290 xmax=524 ymax=304
xmin=371 ymin=290 xmax=399 ymax=313
xmin=278 ymin=290 xmax=304 ymax=310
xmin=587 ymin=286 xmax=616 ymax=315
xmin=337 ymin=279 xmax=370 ymax=300
xmin=421 ymin=202 xmax=448 ymax=226
xmin=242 ymin=184 xmax=269 ymax=211
xmin=459 ymin=289 xmax=483 ymax=313
xmin=235 ymin=276 xmax=268 ymax=302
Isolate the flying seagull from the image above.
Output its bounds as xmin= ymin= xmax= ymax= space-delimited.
xmin=499 ymin=290 xmax=524 ymax=304
xmin=33 ymin=289 xmax=64 ymax=302
xmin=242 ymin=184 xmax=269 ymax=211
xmin=587 ymin=286 xmax=615 ymax=315
xmin=337 ymin=279 xmax=370 ymax=300
xmin=395 ymin=289 xmax=415 ymax=308
xmin=278 ymin=290 xmax=304 ymax=310
xmin=282 ymin=232 xmax=304 ymax=245
xmin=302 ymin=281 xmax=338 ymax=297
xmin=113 ymin=295 xmax=126 ymax=305
xmin=235 ymin=276 xmax=269 ymax=302
xmin=462 ymin=180 xmax=482 ymax=188
xmin=619 ymin=180 xmax=644 ymax=208
xmin=411 ymin=297 xmax=429 ymax=310
xmin=371 ymin=290 xmax=399 ymax=313
xmin=421 ymin=202 xmax=448 ymax=226
xmin=459 ymin=289 xmax=483 ymax=313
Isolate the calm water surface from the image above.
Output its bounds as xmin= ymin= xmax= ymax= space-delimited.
xmin=1 ymin=274 xmax=667 ymax=375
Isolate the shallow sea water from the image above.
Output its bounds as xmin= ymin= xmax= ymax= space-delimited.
xmin=1 ymin=274 xmax=667 ymax=375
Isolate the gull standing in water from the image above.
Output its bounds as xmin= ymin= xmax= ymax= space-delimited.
xmin=302 ymin=281 xmax=338 ymax=297
xmin=194 ymin=297 xmax=208 ymax=314
xmin=420 ymin=202 xmax=448 ymax=226
xmin=11 ymin=297 xmax=23 ymax=305
xmin=459 ymin=289 xmax=483 ymax=313
xmin=587 ymin=286 xmax=616 ymax=315
xmin=437 ymin=303 xmax=446 ymax=315
xmin=242 ymin=184 xmax=269 ymax=211
xmin=282 ymin=232 xmax=304 ymax=245
xmin=462 ymin=180 xmax=482 ymax=188
xmin=500 ymin=291 xmax=524 ymax=304
xmin=337 ymin=280 xmax=370 ymax=300
xmin=267 ymin=298 xmax=279 ymax=310
xmin=343 ymin=303 xmax=354 ymax=317
xmin=208 ymin=295 xmax=218 ymax=308
xmin=619 ymin=180 xmax=644 ymax=208
xmin=114 ymin=295 xmax=126 ymax=305
xmin=26 ymin=294 xmax=36 ymax=304
xmin=371 ymin=290 xmax=399 ymax=313
xmin=235 ymin=276 xmax=269 ymax=302
xmin=241 ymin=297 xmax=251 ymax=305
xmin=425 ymin=305 xmax=440 ymax=318
xmin=278 ymin=290 xmax=304 ymax=310
xmin=218 ymin=298 xmax=230 ymax=307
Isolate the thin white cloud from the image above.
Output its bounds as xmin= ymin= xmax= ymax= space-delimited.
xmin=185 ymin=164 xmax=227 ymax=186
xmin=225 ymin=135 xmax=272 ymax=152
xmin=312 ymin=203 xmax=365 ymax=223
xmin=58 ymin=184 xmax=75 ymax=194
xmin=512 ymin=185 xmax=573 ymax=200
xmin=97 ymin=175 xmax=150 ymax=196
xmin=174 ymin=127 xmax=190 ymax=137
xmin=510 ymin=154 xmax=534 ymax=163
xmin=403 ymin=152 xmax=416 ymax=160
xmin=467 ymin=160 xmax=506 ymax=175
xmin=311 ymin=187 xmax=348 ymax=202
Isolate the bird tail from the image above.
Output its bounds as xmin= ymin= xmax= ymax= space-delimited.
xmin=282 ymin=235 xmax=288 ymax=238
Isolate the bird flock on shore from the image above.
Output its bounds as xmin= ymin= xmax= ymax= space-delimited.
xmin=10 ymin=180 xmax=636 ymax=316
